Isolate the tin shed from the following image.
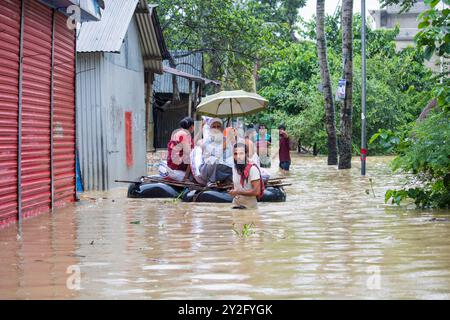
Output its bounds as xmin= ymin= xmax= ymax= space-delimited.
xmin=76 ymin=0 xmax=169 ymax=191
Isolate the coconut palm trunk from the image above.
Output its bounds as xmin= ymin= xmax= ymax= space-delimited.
xmin=339 ymin=0 xmax=354 ymax=169
xmin=316 ymin=0 xmax=338 ymax=165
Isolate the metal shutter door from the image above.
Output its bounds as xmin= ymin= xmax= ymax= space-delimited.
xmin=0 ymin=0 xmax=21 ymax=225
xmin=53 ymin=12 xmax=76 ymax=206
xmin=21 ymin=0 xmax=52 ymax=218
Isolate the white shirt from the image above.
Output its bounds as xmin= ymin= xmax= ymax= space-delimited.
xmin=232 ymin=165 xmax=261 ymax=208
xmin=203 ymin=130 xmax=224 ymax=165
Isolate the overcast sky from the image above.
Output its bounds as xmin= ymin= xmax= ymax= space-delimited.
xmin=298 ymin=0 xmax=381 ymax=22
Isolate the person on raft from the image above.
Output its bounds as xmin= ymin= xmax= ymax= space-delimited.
xmin=244 ymin=125 xmax=260 ymax=167
xmin=167 ymin=117 xmax=195 ymax=181
xmin=228 ymin=143 xmax=264 ymax=210
xmin=199 ymin=118 xmax=233 ymax=187
xmin=256 ymin=123 xmax=271 ymax=168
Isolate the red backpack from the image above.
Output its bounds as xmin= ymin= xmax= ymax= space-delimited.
xmin=240 ymin=163 xmax=265 ymax=200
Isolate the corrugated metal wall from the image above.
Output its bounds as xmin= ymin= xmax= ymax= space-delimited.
xmin=154 ymin=101 xmax=188 ymax=148
xmin=0 ymin=0 xmax=76 ymax=227
xmin=153 ymin=51 xmax=203 ymax=94
xmin=76 ymin=17 xmax=147 ymax=191
xmin=76 ymin=52 xmax=108 ymax=191
xmin=0 ymin=0 xmax=21 ymax=224
xmin=104 ymin=17 xmax=146 ymax=189
xmin=152 ymin=51 xmax=202 ymax=148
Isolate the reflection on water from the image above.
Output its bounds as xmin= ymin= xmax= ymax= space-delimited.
xmin=1 ymin=155 xmax=450 ymax=299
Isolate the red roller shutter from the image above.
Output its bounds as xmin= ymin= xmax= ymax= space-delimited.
xmin=21 ymin=0 xmax=53 ymax=218
xmin=0 ymin=0 xmax=21 ymax=225
xmin=0 ymin=0 xmax=77 ymax=227
xmin=53 ymin=12 xmax=76 ymax=206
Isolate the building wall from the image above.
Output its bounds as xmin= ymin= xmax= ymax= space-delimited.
xmin=370 ymin=0 xmax=445 ymax=73
xmin=76 ymin=52 xmax=108 ymax=191
xmin=103 ymin=16 xmax=146 ymax=188
xmin=76 ymin=16 xmax=146 ymax=191
xmin=0 ymin=0 xmax=77 ymax=228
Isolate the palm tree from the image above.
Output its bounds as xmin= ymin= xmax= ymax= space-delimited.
xmin=316 ymin=0 xmax=338 ymax=165
xmin=339 ymin=0 xmax=354 ymax=169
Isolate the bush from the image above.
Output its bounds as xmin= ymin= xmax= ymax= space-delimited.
xmin=384 ymin=111 xmax=450 ymax=208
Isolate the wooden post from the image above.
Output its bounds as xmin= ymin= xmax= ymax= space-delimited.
xmin=188 ymin=80 xmax=192 ymax=118
xmin=146 ymin=71 xmax=155 ymax=152
xmin=193 ymin=82 xmax=199 ymax=120
xmin=196 ymin=81 xmax=204 ymax=120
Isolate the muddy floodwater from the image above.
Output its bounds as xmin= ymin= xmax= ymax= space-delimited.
xmin=1 ymin=155 xmax=450 ymax=299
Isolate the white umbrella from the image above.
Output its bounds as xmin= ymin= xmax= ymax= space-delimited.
xmin=196 ymin=90 xmax=268 ymax=118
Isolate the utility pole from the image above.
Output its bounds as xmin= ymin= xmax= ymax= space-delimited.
xmin=361 ymin=0 xmax=367 ymax=175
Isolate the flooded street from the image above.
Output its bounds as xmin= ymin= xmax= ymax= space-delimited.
xmin=1 ymin=155 xmax=450 ymax=299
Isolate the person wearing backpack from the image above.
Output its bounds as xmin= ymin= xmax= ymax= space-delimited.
xmin=228 ymin=143 xmax=265 ymax=209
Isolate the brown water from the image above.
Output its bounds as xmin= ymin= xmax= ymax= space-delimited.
xmin=1 ymin=155 xmax=450 ymax=299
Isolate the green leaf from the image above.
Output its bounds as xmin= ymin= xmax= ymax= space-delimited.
xmin=385 ymin=190 xmax=393 ymax=204
xmin=369 ymin=132 xmax=381 ymax=144
xmin=424 ymin=45 xmax=435 ymax=60
xmin=418 ymin=21 xmax=430 ymax=29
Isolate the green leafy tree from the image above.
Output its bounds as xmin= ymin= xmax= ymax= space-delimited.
xmin=253 ymin=12 xmax=433 ymax=156
xmin=155 ymin=0 xmax=305 ymax=90
xmin=372 ymin=0 xmax=450 ymax=208
xmin=415 ymin=0 xmax=450 ymax=110
xmin=252 ymin=0 xmax=307 ymax=41
xmin=381 ymin=111 xmax=450 ymax=208
xmin=379 ymin=0 xmax=420 ymax=12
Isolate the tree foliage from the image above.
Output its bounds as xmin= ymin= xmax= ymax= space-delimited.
xmin=380 ymin=111 xmax=450 ymax=208
xmin=372 ymin=0 xmax=450 ymax=208
xmin=156 ymin=0 xmax=305 ymax=90
xmin=379 ymin=0 xmax=420 ymax=12
xmin=251 ymin=13 xmax=434 ymax=155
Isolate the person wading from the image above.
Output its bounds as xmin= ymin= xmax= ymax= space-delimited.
xmin=228 ymin=143 xmax=264 ymax=210
xmin=278 ymin=124 xmax=291 ymax=173
xmin=256 ymin=124 xmax=271 ymax=168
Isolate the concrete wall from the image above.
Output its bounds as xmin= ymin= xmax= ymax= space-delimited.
xmin=369 ymin=0 xmax=445 ymax=73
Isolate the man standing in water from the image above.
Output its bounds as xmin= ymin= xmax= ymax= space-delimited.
xmin=228 ymin=143 xmax=264 ymax=209
xmin=278 ymin=124 xmax=291 ymax=173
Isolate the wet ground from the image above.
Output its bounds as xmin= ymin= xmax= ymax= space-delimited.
xmin=1 ymin=155 xmax=450 ymax=299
